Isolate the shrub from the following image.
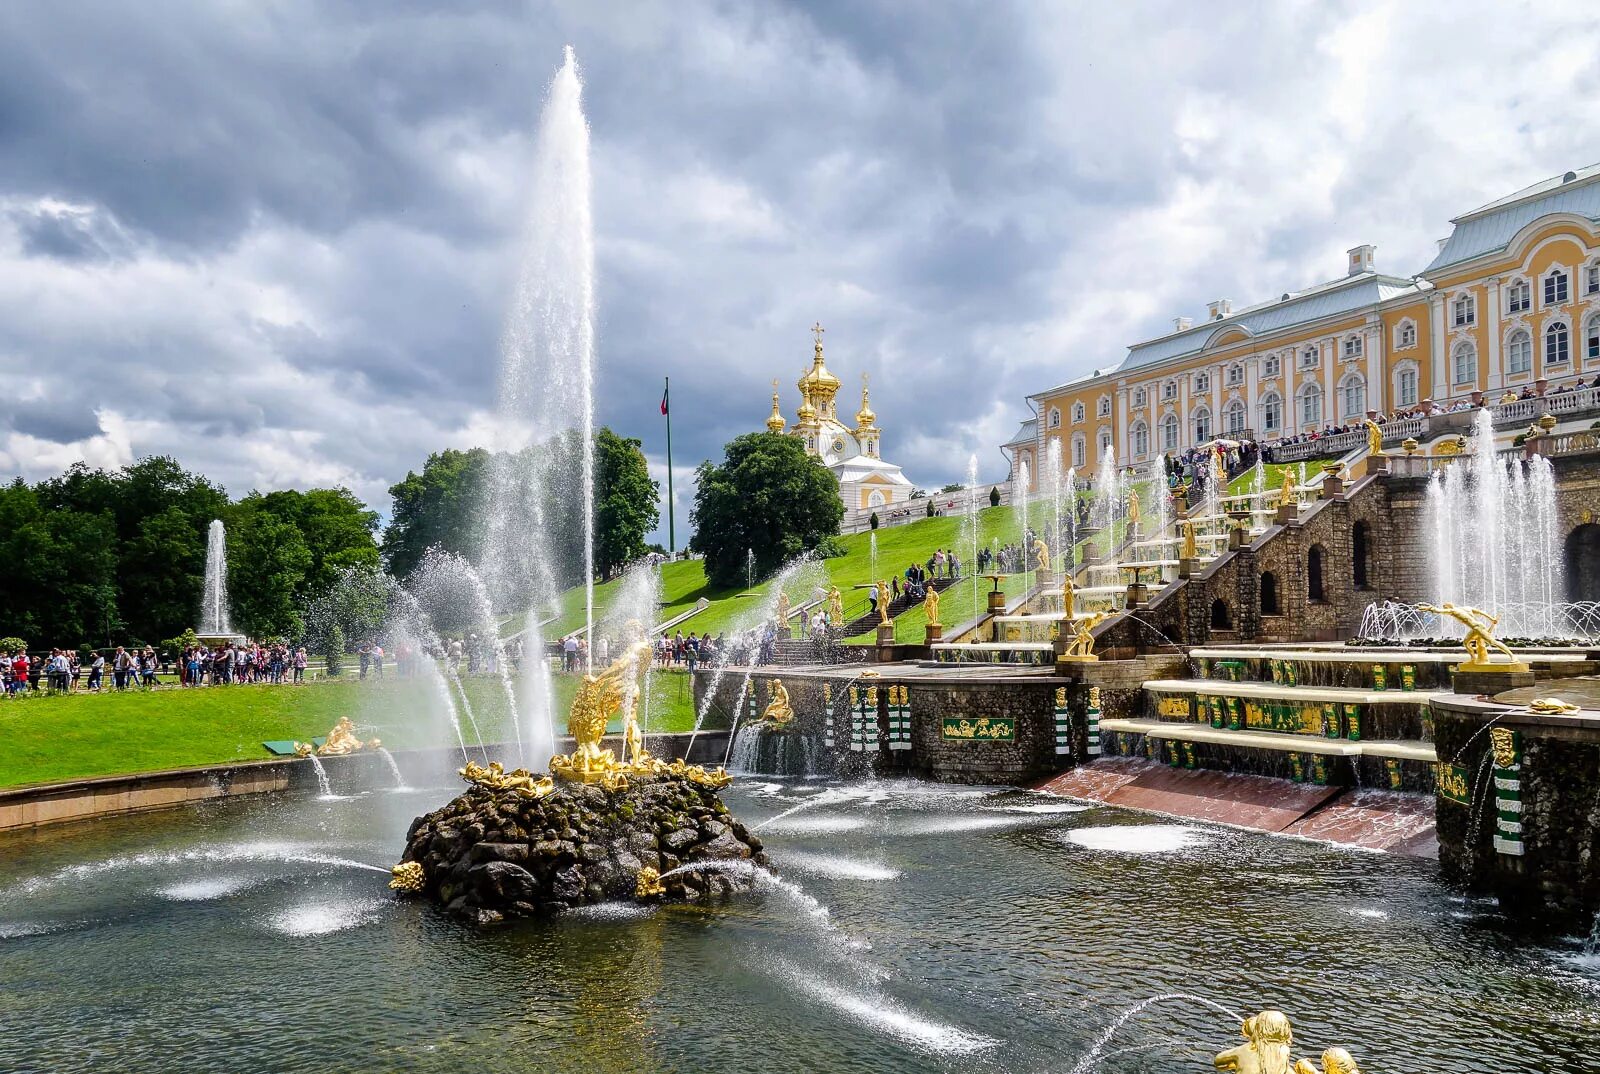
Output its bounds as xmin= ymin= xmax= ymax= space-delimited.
xmin=0 ymin=637 xmax=26 ymax=654
xmin=869 ymin=513 xmax=879 ymax=530
xmin=989 ymin=486 xmax=1001 ymax=508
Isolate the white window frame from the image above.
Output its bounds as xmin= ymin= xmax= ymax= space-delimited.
xmin=1193 ymin=372 xmax=1210 ymax=394
xmin=1506 ymin=278 xmax=1531 ymax=314
xmin=1226 ymin=364 xmax=1243 ymax=386
xmin=1098 ymin=427 xmax=1113 ymax=457
xmin=1300 ymin=345 xmax=1319 ymax=370
xmin=1132 ymin=387 xmax=1146 ymax=408
xmin=1048 ymin=406 xmax=1061 ymax=429
xmin=1585 ymin=260 xmax=1600 ymax=296
xmin=1395 ymin=365 xmax=1418 ymax=408
xmin=1586 ymin=312 xmax=1600 ymax=366
xmin=1071 ymin=402 xmax=1085 ymax=424
xmin=1260 ymin=393 xmax=1282 ymax=433
xmin=1395 ymin=319 xmax=1417 ymax=349
xmin=1224 ymin=399 xmax=1246 ymax=436
xmin=1192 ymin=407 xmax=1211 ymax=444
xmin=1452 ymin=340 xmax=1476 ymax=385
xmin=1506 ymin=329 xmax=1532 ymax=375
xmin=1160 ymin=414 xmax=1179 ymax=451
xmin=1131 ymin=422 xmax=1149 ymax=459
xmin=1342 ymin=334 xmax=1363 ymax=360
xmin=1263 ymin=355 xmax=1281 ymax=378
xmin=1071 ymin=434 xmax=1086 ymax=469
xmin=1339 ymin=374 xmax=1366 ymax=418
xmin=1162 ymin=381 xmax=1177 ymax=401
xmin=1299 ymin=385 xmax=1322 ymax=426
xmin=1451 ymin=293 xmax=1475 ymax=328
xmin=1096 ymin=394 xmax=1111 ymax=418
xmin=1546 ymin=320 xmax=1570 ymax=367
xmin=1544 ymin=268 xmax=1569 ymax=307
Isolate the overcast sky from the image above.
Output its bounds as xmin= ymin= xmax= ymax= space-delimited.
xmin=3 ymin=1 xmax=1599 ymax=546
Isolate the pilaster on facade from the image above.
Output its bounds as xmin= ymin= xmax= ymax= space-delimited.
xmin=1429 ymin=292 xmax=1448 ymax=402
xmin=1486 ymin=278 xmax=1504 ymax=391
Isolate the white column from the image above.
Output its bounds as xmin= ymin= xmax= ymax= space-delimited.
xmin=1429 ymin=293 xmax=1447 ymax=403
xmin=1365 ymin=322 xmax=1385 ymax=415
xmin=1246 ymin=354 xmax=1260 ymax=437
xmin=1116 ymin=385 xmax=1129 ymax=461
xmin=1322 ymin=338 xmax=1335 ymax=425
xmin=1486 ymin=280 xmax=1503 ymax=391
xmin=1284 ymin=347 xmax=1297 ymax=433
xmin=1179 ymin=374 xmax=1190 ymax=449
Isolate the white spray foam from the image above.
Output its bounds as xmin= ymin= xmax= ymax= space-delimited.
xmin=1064 ymin=824 xmax=1208 ymax=854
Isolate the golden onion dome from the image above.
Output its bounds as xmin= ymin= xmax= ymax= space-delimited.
xmin=766 ymin=383 xmax=787 ymax=433
xmin=798 ymin=322 xmax=841 ymax=398
xmin=796 ymin=392 xmax=818 ymax=423
xmin=855 ymin=379 xmax=876 ymax=428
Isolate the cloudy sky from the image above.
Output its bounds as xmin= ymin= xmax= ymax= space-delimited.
xmin=3 ymin=1 xmax=1599 ymax=545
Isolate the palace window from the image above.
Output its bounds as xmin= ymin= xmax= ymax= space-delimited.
xmin=1340 ymin=375 xmax=1366 ymax=418
xmin=1453 ymin=341 xmax=1476 ymax=385
xmin=1507 ymin=279 xmax=1531 ymax=314
xmin=1194 ymin=372 xmax=1210 ymax=394
xmin=1132 ymin=387 xmax=1147 ymax=408
xmin=1192 ymin=407 xmax=1211 ymax=443
xmin=1451 ymin=293 xmax=1475 ymax=327
xmin=1586 ymin=261 xmax=1600 ymax=296
xmin=1097 ymin=395 xmax=1111 ymax=418
xmin=1299 ymin=385 xmax=1322 ymax=426
xmin=1071 ymin=435 xmax=1086 ymax=469
xmin=1131 ymin=422 xmax=1149 ymax=459
xmin=1263 ymin=354 xmax=1281 ymax=378
xmin=1587 ymin=313 xmax=1600 ymax=364
xmin=1224 ymin=399 xmax=1246 ymax=436
xmin=1396 ymin=320 xmax=1417 ymax=349
xmin=1071 ymin=402 xmax=1085 ymax=423
xmin=1547 ymin=321 xmax=1570 ymax=366
xmin=1545 ymin=269 xmax=1569 ymax=306
xmin=1099 ymin=428 xmax=1113 ymax=456
xmin=1162 ymin=381 xmax=1177 ymax=401
xmin=1507 ymin=329 xmax=1532 ymax=375
xmin=1300 ymin=345 xmax=1320 ymax=369
xmin=1048 ymin=407 xmax=1061 ymax=429
xmin=1226 ymin=364 xmax=1243 ymax=386
xmin=1396 ymin=367 xmax=1418 ymax=407
xmin=1260 ymin=393 xmax=1282 ymax=433
xmin=1343 ymin=334 xmax=1363 ymax=359
xmin=1161 ymin=414 xmax=1179 ymax=451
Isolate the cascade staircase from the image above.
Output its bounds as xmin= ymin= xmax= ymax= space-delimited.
xmin=839 ymin=577 xmax=960 ymax=637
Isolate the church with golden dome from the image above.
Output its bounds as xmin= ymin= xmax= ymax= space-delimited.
xmin=764 ymin=324 xmax=916 ymax=516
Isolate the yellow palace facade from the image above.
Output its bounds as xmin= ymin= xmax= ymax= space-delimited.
xmin=1003 ymin=165 xmax=1600 ymax=487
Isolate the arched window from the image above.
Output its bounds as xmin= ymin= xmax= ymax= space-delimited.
xmin=1301 ymin=345 xmax=1319 ymax=369
xmin=1132 ymin=387 xmax=1147 ymax=408
xmin=1307 ymin=545 xmax=1325 ymax=602
xmin=1453 ymin=341 xmax=1476 ymax=385
xmin=1224 ymin=399 xmax=1246 ymax=436
xmin=1339 ymin=374 xmax=1366 ymax=418
xmin=1395 ymin=320 xmax=1417 ymax=349
xmin=1353 ymin=521 xmax=1370 ymax=589
xmin=1587 ymin=259 xmax=1600 ymax=296
xmin=1299 ymin=384 xmax=1322 ymax=426
xmin=1161 ymin=414 xmax=1179 ymax=451
xmin=1098 ymin=427 xmax=1113 ymax=457
xmin=1071 ymin=434 xmax=1086 ymax=469
xmin=1131 ymin=422 xmax=1149 ymax=459
xmin=1544 ymin=269 xmax=1569 ymax=306
xmin=1210 ymin=599 xmax=1232 ymax=630
xmin=1192 ymin=407 xmax=1212 ymax=443
xmin=1260 ymin=572 xmax=1280 ymax=616
xmin=1452 ymin=293 xmax=1475 ymax=327
xmin=1394 ymin=364 xmax=1418 ymax=407
xmin=1048 ymin=407 xmax=1061 ymax=429
xmin=1260 ymin=393 xmax=1282 ymax=433
xmin=1343 ymin=334 xmax=1363 ymax=359
xmin=1507 ymin=279 xmax=1531 ymax=314
xmin=1507 ymin=329 xmax=1532 ymax=375
xmin=1547 ymin=321 xmax=1571 ymax=366
xmin=1586 ymin=313 xmax=1600 ymax=365
xmin=1097 ymin=395 xmax=1111 ymax=418
xmin=868 ymin=489 xmax=887 ymax=508
xmin=1071 ymin=402 xmax=1085 ymax=423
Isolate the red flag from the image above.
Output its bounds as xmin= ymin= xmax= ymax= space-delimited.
xmin=660 ymin=384 xmax=669 ymax=415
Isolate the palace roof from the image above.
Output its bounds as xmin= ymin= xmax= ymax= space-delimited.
xmin=1427 ymin=163 xmax=1600 ymax=273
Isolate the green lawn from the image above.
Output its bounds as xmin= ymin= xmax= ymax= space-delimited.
xmin=0 ymin=668 xmax=703 ymax=790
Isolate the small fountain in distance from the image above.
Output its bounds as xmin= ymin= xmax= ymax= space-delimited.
xmin=196 ymin=518 xmax=245 ymax=647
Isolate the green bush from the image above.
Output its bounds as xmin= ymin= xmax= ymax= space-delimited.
xmin=0 ymin=637 xmax=26 ymax=654
xmin=816 ymin=536 xmax=848 ymax=559
xmin=869 ymin=512 xmax=880 ymax=530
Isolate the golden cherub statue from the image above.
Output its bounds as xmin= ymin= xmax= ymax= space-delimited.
xmin=1364 ymin=418 xmax=1384 ymax=457
xmin=761 ymin=678 xmax=795 ymax=724
xmin=1214 ymin=1009 xmax=1361 ymax=1074
xmin=1180 ymin=519 xmax=1198 ymax=560
xmin=1032 ymin=537 xmax=1050 ymax=573
xmin=1278 ymin=469 xmax=1296 ymax=508
xmin=294 ymin=716 xmax=377 ymax=757
xmin=1062 ymin=610 xmax=1113 ymax=660
xmin=827 ymin=585 xmax=845 ymax=626
xmin=1417 ymin=602 xmax=1523 ymax=670
xmin=923 ymin=585 xmax=940 ymax=626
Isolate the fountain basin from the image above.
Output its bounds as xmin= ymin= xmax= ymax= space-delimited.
xmin=396 ymin=773 xmax=765 ymax=924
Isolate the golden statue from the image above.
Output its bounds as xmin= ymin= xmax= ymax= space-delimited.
xmin=1417 ymin=602 xmax=1524 ymax=670
xmin=775 ymin=589 xmax=791 ymax=627
xmin=1060 ymin=574 xmax=1076 ymax=619
xmin=1032 ymin=537 xmax=1050 ymax=573
xmin=1527 ymin=696 xmax=1580 ymax=715
xmin=294 ymin=716 xmax=378 ymax=757
xmin=1364 ymin=418 xmax=1384 ymax=457
xmin=550 ymin=632 xmax=654 ymax=785
xmin=1180 ymin=519 xmax=1198 ymax=560
xmin=1127 ymin=489 xmax=1141 ymax=526
xmin=1278 ymin=469 xmax=1296 ymax=508
xmin=827 ymin=585 xmax=844 ymax=626
xmin=389 ymin=861 xmax=425 ymax=893
xmin=1062 ymin=610 xmax=1113 ymax=660
xmin=761 ymin=679 xmax=795 ymax=724
xmin=923 ymin=585 xmax=941 ymax=626
xmin=878 ymin=579 xmax=893 ymax=624
xmin=635 ymin=866 xmax=666 ymax=898
xmin=1214 ymin=1010 xmax=1360 ymax=1074
xmin=459 ymin=759 xmax=555 ymax=800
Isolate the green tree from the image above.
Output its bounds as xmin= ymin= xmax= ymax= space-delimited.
xmin=381 ymin=448 xmax=491 ymax=580
xmin=689 ymin=432 xmax=843 ymax=589
xmin=594 ymin=429 xmax=659 ymax=579
xmin=0 ymin=479 xmax=119 ymax=646
xmin=226 ymin=507 xmax=314 ymax=639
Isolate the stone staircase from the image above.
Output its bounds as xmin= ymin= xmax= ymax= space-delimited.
xmin=837 ymin=577 xmax=960 ymax=637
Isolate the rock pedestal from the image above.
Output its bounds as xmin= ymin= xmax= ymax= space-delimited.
xmin=395 ymin=774 xmax=765 ymax=925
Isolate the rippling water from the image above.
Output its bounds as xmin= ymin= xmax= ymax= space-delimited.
xmin=0 ymin=775 xmax=1596 ymax=1073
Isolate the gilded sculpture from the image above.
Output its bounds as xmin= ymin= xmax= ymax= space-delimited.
xmin=1062 ymin=610 xmax=1113 ymax=661
xmin=549 ymin=627 xmax=682 ymax=787
xmin=459 ymin=759 xmax=555 ymax=800
xmin=1416 ymin=602 xmax=1523 ymax=670
xmin=1180 ymin=519 xmax=1198 ymax=560
xmin=775 ymin=589 xmax=791 ymax=628
xmin=1061 ymin=574 xmax=1076 ymax=619
xmin=1526 ymin=696 xmax=1580 ymax=715
xmin=1213 ymin=1010 xmax=1360 ymax=1074
xmin=1032 ymin=537 xmax=1051 ymax=573
xmin=1278 ymin=470 xmax=1295 ymax=508
xmin=389 ymin=861 xmax=425 ymax=893
xmin=761 ymin=679 xmax=795 ymax=724
xmin=923 ymin=585 xmax=941 ymax=626
xmin=1127 ymin=489 xmax=1141 ymax=526
xmin=294 ymin=716 xmax=378 ymax=758
xmin=1364 ymin=418 xmax=1384 ymax=457
xmin=1488 ymin=725 xmax=1519 ymax=769
xmin=635 ymin=866 xmax=667 ymax=898
xmin=827 ymin=585 xmax=845 ymax=627
xmin=878 ymin=579 xmax=893 ymax=624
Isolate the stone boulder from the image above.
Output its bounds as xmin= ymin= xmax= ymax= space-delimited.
xmin=394 ymin=773 xmax=766 ymax=924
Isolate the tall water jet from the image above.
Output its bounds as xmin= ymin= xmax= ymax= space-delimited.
xmin=484 ymin=46 xmax=599 ymax=766
xmin=962 ymin=454 xmax=980 ymax=611
xmin=1090 ymin=449 xmax=1120 ymax=562
xmin=1012 ymin=457 xmax=1032 ymax=571
xmin=200 ymin=519 xmax=232 ymax=637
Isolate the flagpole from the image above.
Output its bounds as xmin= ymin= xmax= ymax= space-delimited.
xmin=664 ymin=376 xmax=675 ymax=555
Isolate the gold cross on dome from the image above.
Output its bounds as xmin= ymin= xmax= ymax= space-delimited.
xmin=811 ymin=322 xmax=825 ymax=345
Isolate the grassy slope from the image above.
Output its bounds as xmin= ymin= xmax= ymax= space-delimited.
xmin=0 ymin=669 xmax=701 ymax=790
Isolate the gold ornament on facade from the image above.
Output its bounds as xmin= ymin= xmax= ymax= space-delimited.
xmin=388 ymin=861 xmax=425 ymax=893
xmin=1434 ymin=436 xmax=1465 ymax=457
xmin=1214 ymin=1009 xmax=1360 ymax=1074
xmin=293 ymin=716 xmax=379 ymax=758
xmin=634 ymin=866 xmax=667 ymax=899
xmin=761 ymin=679 xmax=795 ymax=724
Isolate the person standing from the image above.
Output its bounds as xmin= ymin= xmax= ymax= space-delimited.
xmin=88 ymin=651 xmax=104 ymax=691
xmin=112 ymin=646 xmax=131 ymax=690
xmin=293 ymin=646 xmax=307 ymax=684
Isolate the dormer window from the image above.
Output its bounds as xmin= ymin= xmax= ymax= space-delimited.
xmin=1226 ymin=364 xmax=1243 ymax=386
xmin=1507 ymin=279 xmax=1531 ymax=314
xmin=1343 ymin=335 xmax=1363 ymax=359
xmin=1194 ymin=372 xmax=1210 ymax=393
xmin=1263 ymin=355 xmax=1281 ymax=378
xmin=1451 ymin=294 xmax=1475 ymax=328
xmin=1300 ymin=346 xmax=1319 ymax=369
xmin=1544 ymin=270 xmax=1569 ymax=306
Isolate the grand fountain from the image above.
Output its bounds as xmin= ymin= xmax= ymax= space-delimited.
xmin=195 ymin=518 xmax=245 ymax=645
